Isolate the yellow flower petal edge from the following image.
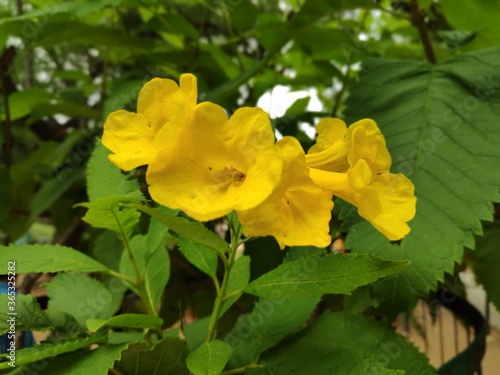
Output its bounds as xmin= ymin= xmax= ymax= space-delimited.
xmin=146 ymin=103 xmax=283 ymax=222
xmin=238 ymin=137 xmax=333 ymax=249
xmin=102 ymin=73 xmax=197 ymax=171
xmin=305 ymin=118 xmax=380 ymax=173
xmin=309 ymin=124 xmax=416 ymax=241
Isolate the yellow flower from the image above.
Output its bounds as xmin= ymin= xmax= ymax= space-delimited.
xmin=146 ymin=103 xmax=283 ymax=222
xmin=238 ymin=137 xmax=333 ymax=249
xmin=305 ymin=118 xmax=381 ymax=172
xmin=102 ymin=74 xmax=197 ymax=171
xmin=308 ymin=120 xmax=416 ymax=241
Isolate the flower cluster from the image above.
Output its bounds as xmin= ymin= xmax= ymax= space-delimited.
xmin=102 ymin=74 xmax=416 ymax=248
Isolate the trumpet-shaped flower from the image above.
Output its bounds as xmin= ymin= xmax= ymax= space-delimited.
xmin=102 ymin=74 xmax=197 ymax=171
xmin=308 ymin=122 xmax=416 ymax=241
xmin=306 ymin=118 xmax=382 ymax=172
xmin=146 ymin=103 xmax=283 ymax=222
xmin=238 ymin=137 xmax=333 ymax=249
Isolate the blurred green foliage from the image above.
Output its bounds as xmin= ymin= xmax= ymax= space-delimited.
xmin=1 ymin=0 xmax=500 ymax=373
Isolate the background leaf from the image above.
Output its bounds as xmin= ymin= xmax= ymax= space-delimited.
xmin=225 ymin=296 xmax=320 ymax=368
xmin=20 ymin=344 xmax=128 ymax=375
xmin=0 ymin=244 xmax=109 ymax=274
xmin=116 ymin=337 xmax=189 ymax=375
xmin=47 ymin=273 xmax=117 ymax=327
xmin=255 ymin=312 xmax=434 ymax=375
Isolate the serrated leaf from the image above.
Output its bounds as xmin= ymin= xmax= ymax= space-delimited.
xmin=245 ymin=253 xmax=409 ymax=298
xmin=86 ymin=142 xmax=143 ymax=202
xmin=0 ymin=333 xmax=107 ymax=369
xmin=47 ymin=273 xmax=116 ymax=327
xmin=128 ymin=203 xmax=231 ymax=255
xmin=86 ymin=314 xmax=163 ymax=332
xmin=343 ymin=47 xmax=500 ymax=317
xmin=256 ymin=312 xmax=434 ymax=375
xmin=249 ymin=349 xmax=405 ymax=375
xmin=28 ymin=343 xmax=129 ymax=375
xmin=221 ymin=255 xmax=251 ymax=314
xmin=225 ymin=296 xmax=320 ymax=368
xmin=177 ymin=237 xmax=218 ymax=280
xmin=0 ymin=244 xmax=109 ymax=274
xmin=186 ymin=340 xmax=232 ymax=375
xmin=0 ymin=294 xmax=52 ymax=334
xmin=81 ymin=197 xmax=141 ymax=238
xmin=117 ymin=337 xmax=189 ymax=375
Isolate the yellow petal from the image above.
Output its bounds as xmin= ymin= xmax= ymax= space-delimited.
xmin=239 ymin=137 xmax=333 ymax=249
xmin=102 ymin=110 xmax=156 ymax=171
xmin=147 ymin=103 xmax=282 ymax=221
xmin=152 ymin=74 xmax=198 ymax=149
xmin=348 ymin=123 xmax=391 ymax=174
xmin=103 ymin=74 xmax=198 ymax=171
xmin=310 ymin=161 xmax=415 ymax=241
xmin=306 ymin=118 xmax=384 ymax=173
xmin=306 ymin=118 xmax=349 ymax=172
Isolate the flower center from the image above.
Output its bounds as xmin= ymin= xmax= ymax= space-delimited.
xmin=223 ymin=166 xmax=245 ymax=183
xmin=208 ymin=165 xmax=246 ymax=188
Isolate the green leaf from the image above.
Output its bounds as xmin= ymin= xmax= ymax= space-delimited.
xmin=221 ymin=255 xmax=251 ymax=314
xmin=128 ymin=203 xmax=231 ymax=255
xmin=177 ymin=237 xmax=218 ymax=280
xmin=186 ymin=340 xmax=232 ymax=375
xmin=225 ymin=296 xmax=320 ymax=368
xmin=117 ymin=337 xmax=189 ymax=375
xmin=30 ymin=164 xmax=84 ymax=220
xmin=0 ymin=333 xmax=107 ymax=369
xmin=245 ymin=253 xmax=409 ymax=298
xmin=472 ymin=221 xmax=500 ymax=311
xmin=3 ymin=89 xmax=51 ymax=121
xmin=86 ymin=314 xmax=163 ymax=332
xmin=440 ymin=0 xmax=500 ymax=50
xmin=229 ymin=0 xmax=259 ymax=32
xmin=81 ymin=197 xmax=141 ymax=239
xmin=343 ymin=47 xmax=500 ymax=317
xmin=0 ymin=244 xmax=109 ymax=274
xmin=29 ymin=344 xmax=128 ymax=375
xmin=256 ymin=312 xmax=434 ymax=375
xmin=0 ymin=166 xmax=11 ymax=221
xmin=86 ymin=142 xmax=143 ymax=202
xmin=436 ymin=30 xmax=477 ymax=49
xmin=0 ymin=294 xmax=51 ymax=334
xmin=47 ymin=273 xmax=116 ymax=327
xmin=119 ymin=228 xmax=170 ymax=308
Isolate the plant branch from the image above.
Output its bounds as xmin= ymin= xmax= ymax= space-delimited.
xmin=410 ymin=0 xmax=436 ymax=64
xmin=205 ymin=220 xmax=240 ymax=342
xmin=111 ymin=202 xmax=158 ymax=318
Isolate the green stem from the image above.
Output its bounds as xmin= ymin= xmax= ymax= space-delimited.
xmin=205 ymin=223 xmax=240 ymax=342
xmin=221 ymin=364 xmax=263 ymax=375
xmin=111 ymin=203 xmax=158 ymax=318
xmin=107 ymin=269 xmax=136 ymax=286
